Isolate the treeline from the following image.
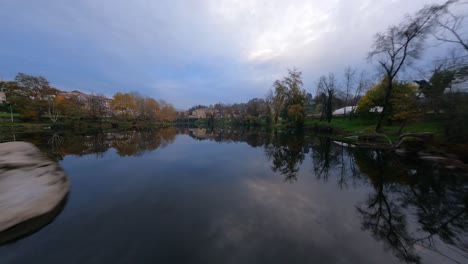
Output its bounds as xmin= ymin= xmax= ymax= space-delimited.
xmin=110 ymin=93 xmax=177 ymax=122
xmin=0 ymin=73 xmax=177 ymax=123
xmin=191 ymin=0 xmax=468 ymax=143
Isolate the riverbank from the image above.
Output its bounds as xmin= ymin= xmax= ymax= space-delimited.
xmin=303 ymin=118 xmax=442 ymax=141
xmin=0 ymin=119 xmax=174 ymax=134
xmin=303 ymin=118 xmax=468 ymax=164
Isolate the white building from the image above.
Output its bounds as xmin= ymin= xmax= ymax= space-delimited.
xmin=332 ymin=106 xmax=356 ymax=116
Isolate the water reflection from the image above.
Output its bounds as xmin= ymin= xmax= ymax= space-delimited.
xmin=0 ymin=127 xmax=177 ymax=161
xmin=184 ymin=128 xmax=468 ymax=263
xmin=355 ymin=150 xmax=420 ymax=263
xmin=110 ymin=128 xmax=176 ymax=157
xmin=2 ymin=128 xmax=467 ymax=263
xmin=354 ymin=149 xmax=468 ymax=264
xmin=264 ymin=131 xmax=306 ymax=182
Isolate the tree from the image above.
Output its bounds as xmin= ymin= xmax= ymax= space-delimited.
xmin=317 ymin=73 xmax=338 ymax=123
xmin=159 ymin=100 xmax=177 ymax=122
xmin=266 ymin=88 xmax=283 ymax=124
xmin=368 ymin=1 xmax=454 ymax=132
xmin=56 ymin=94 xmax=85 ymax=119
xmin=9 ymin=73 xmax=59 ymax=120
xmin=15 ymin=73 xmax=55 ymax=100
xmin=246 ymin=98 xmax=267 ymax=117
xmin=358 ymin=79 xmax=419 ymax=133
xmin=434 ymin=6 xmax=468 ymax=52
xmin=110 ymin=93 xmax=138 ymax=120
xmin=144 ymin=98 xmax=160 ymax=121
xmin=415 ymin=66 xmax=455 ymax=114
xmin=349 ymin=71 xmax=370 ymax=120
xmin=45 ymin=97 xmax=60 ymax=123
xmin=88 ymin=94 xmax=107 ymax=120
xmin=343 ymin=66 xmax=356 ymax=115
xmin=270 ymin=68 xmax=307 ymax=127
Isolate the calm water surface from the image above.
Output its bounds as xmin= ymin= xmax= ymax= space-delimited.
xmin=0 ymin=128 xmax=467 ymax=264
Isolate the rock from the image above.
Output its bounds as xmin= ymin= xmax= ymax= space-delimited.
xmin=0 ymin=142 xmax=69 ymax=243
xmin=333 ymin=141 xmax=357 ymax=148
xmin=395 ymin=136 xmax=426 ymax=153
xmin=398 ymin=132 xmax=434 ymax=144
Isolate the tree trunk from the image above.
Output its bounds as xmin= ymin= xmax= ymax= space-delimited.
xmin=397 ymin=119 xmax=407 ymax=135
xmin=376 ymin=80 xmax=393 ymax=132
xmin=326 ymin=93 xmax=333 ymax=123
xmin=10 ymin=105 xmax=13 ymax=122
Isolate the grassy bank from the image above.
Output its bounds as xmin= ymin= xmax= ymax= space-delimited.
xmin=304 ymin=117 xmax=443 ymax=141
xmin=0 ymin=119 xmax=174 ymax=134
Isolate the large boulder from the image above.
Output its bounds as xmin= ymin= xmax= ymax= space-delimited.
xmin=0 ymin=141 xmax=69 ymax=243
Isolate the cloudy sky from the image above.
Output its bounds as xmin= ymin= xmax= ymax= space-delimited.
xmin=0 ymin=0 xmax=461 ymax=109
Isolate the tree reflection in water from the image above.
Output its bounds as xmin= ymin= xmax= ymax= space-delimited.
xmin=15 ymin=127 xmax=178 ymax=161
xmin=261 ymin=131 xmax=467 ymax=263
xmin=355 ymin=150 xmax=420 ymax=263
xmin=354 ymin=149 xmax=468 ymax=264
xmin=111 ymin=127 xmax=176 ymax=156
xmin=9 ymin=128 xmax=467 ymax=263
xmin=264 ymin=131 xmax=306 ymax=182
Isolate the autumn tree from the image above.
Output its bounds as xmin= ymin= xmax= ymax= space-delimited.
xmin=271 ymin=68 xmax=307 ymax=127
xmin=110 ymin=93 xmax=138 ymax=120
xmin=143 ymin=98 xmax=161 ymax=121
xmin=158 ymin=100 xmax=177 ymax=122
xmin=56 ymin=94 xmax=86 ymax=119
xmin=368 ymin=1 xmax=454 ymax=132
xmin=358 ymin=79 xmax=419 ymax=133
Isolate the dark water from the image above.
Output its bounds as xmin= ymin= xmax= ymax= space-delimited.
xmin=0 ymin=128 xmax=467 ymax=264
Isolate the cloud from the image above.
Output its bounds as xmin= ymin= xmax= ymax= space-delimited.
xmin=0 ymin=0 xmax=460 ymax=108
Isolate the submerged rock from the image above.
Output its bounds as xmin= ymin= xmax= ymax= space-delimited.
xmin=0 ymin=141 xmax=69 ymax=243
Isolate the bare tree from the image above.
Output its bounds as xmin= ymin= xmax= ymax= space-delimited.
xmin=368 ymin=1 xmax=454 ymax=132
xmin=45 ymin=98 xmax=60 ymax=123
xmin=434 ymin=5 xmax=468 ymax=52
xmin=317 ymin=73 xmax=338 ymax=123
xmin=343 ymin=66 xmax=356 ymax=115
xmin=350 ymin=71 xmax=370 ymax=120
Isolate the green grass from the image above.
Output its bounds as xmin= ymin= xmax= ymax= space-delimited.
xmin=305 ymin=118 xmax=376 ymax=134
xmin=0 ymin=112 xmax=20 ymax=118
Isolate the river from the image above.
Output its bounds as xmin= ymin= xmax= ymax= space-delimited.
xmin=0 ymin=127 xmax=467 ymax=264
